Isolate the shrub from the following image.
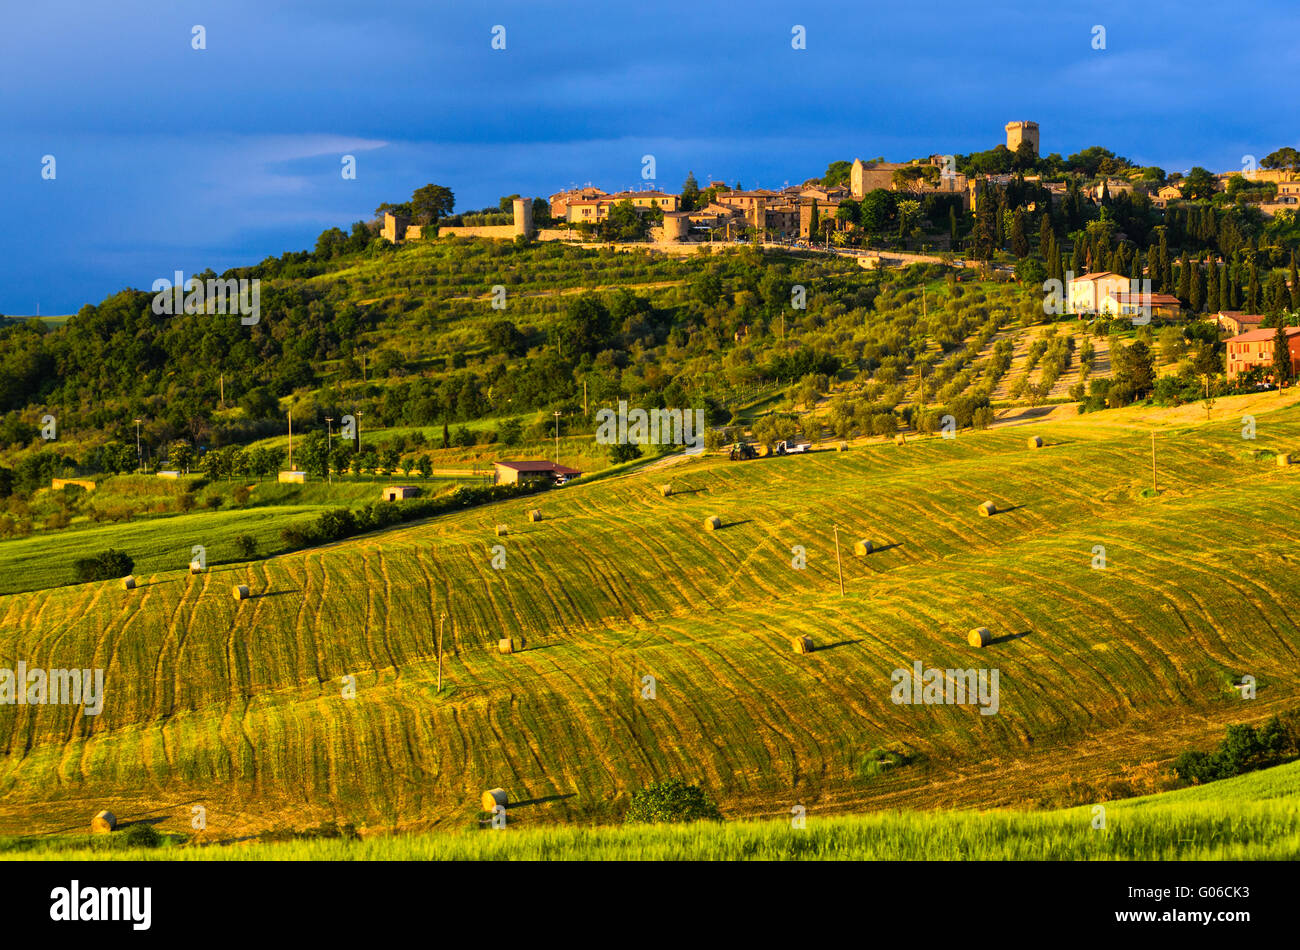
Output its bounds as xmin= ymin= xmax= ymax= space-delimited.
xmin=624 ymin=780 xmax=722 ymax=824
xmin=123 ymin=823 xmax=162 ymax=848
xmin=72 ymin=548 xmax=134 ymax=583
xmin=233 ymin=534 xmax=258 ymax=559
xmin=857 ymin=745 xmax=916 ymax=778
xmin=609 ymin=442 xmax=642 ymax=464
xmin=1172 ymin=711 xmax=1300 ymax=784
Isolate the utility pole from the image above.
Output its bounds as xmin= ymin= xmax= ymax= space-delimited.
xmin=287 ymin=412 xmax=294 ymax=471
xmin=436 ymin=612 xmax=447 ymax=693
xmin=553 ymin=410 xmax=561 ymax=464
xmin=583 ymin=379 xmax=588 ymax=417
xmin=219 ymin=373 xmax=225 ymax=409
xmin=325 ymin=417 xmax=334 ymax=484
xmin=133 ymin=418 xmax=142 ymax=473
xmin=833 ymin=525 xmax=845 ymax=597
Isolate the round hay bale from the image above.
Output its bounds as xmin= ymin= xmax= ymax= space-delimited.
xmin=967 ymin=627 xmax=992 ymax=647
xmin=977 ymin=500 xmax=996 ymax=517
xmin=495 ymin=524 xmax=509 ymax=537
xmin=658 ymin=484 xmax=673 ymax=497
xmin=527 ymin=509 xmax=543 ymax=522
xmin=894 ymin=434 xmax=906 ymax=446
xmin=232 ymin=584 xmax=250 ymax=601
xmin=91 ymin=809 xmax=116 ymax=833
xmin=189 ymin=562 xmax=204 ymax=574
xmin=120 ymin=576 xmax=137 ymax=591
xmin=1027 ymin=435 xmax=1043 ymax=449
xmin=838 ymin=442 xmax=849 ymax=452
xmin=704 ymin=515 xmax=722 ymax=531
xmin=853 ymin=539 xmax=873 ymax=556
xmin=497 ymin=638 xmax=514 ymax=655
xmin=792 ymin=635 xmax=813 ymax=655
xmin=1278 ymin=453 xmax=1291 ymax=468
xmin=481 ymin=788 xmax=508 ymax=811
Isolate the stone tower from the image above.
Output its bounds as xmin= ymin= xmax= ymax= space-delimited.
xmin=512 ymin=197 xmax=535 ymax=239
xmin=850 ymin=158 xmax=866 ymax=198
xmin=1005 ymin=121 xmax=1040 ymax=157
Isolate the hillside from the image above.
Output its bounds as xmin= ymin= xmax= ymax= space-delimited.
xmin=6 ymin=754 xmax=1298 ymax=861
xmin=0 ymin=388 xmax=1297 ymax=837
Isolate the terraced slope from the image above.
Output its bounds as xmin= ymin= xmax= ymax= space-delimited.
xmin=0 ymin=391 xmax=1297 ymax=836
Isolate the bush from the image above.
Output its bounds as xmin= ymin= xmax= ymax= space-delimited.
xmin=1172 ymin=711 xmax=1300 ymax=784
xmin=609 ymin=442 xmax=642 ymax=464
xmin=123 ymin=823 xmax=162 ymax=848
xmin=72 ymin=548 xmax=135 ymax=583
xmin=233 ymin=534 xmax=258 ymax=559
xmin=624 ymin=779 xmax=722 ymax=824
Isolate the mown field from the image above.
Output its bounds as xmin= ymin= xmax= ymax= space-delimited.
xmin=0 ymin=390 xmax=1297 ymax=839
xmin=6 ymin=759 xmax=1297 ymax=860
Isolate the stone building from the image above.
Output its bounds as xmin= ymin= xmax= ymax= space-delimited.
xmin=1005 ymin=121 xmax=1040 ymax=157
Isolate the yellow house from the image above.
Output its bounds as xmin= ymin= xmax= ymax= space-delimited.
xmin=1067 ymin=272 xmax=1132 ymax=314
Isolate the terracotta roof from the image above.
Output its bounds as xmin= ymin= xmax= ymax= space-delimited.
xmin=1071 ymin=271 xmax=1128 ymax=282
xmin=1228 ymin=327 xmax=1300 ymax=343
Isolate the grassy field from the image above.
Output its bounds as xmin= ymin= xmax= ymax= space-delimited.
xmin=0 ymin=475 xmax=483 ymax=595
xmin=6 ymin=759 xmax=1297 ymax=860
xmin=0 ymin=388 xmax=1297 ymax=840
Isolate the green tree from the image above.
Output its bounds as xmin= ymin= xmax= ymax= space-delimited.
xmin=1181 ymin=167 xmax=1217 ymax=201
xmin=1261 ymin=147 xmax=1300 ymax=173
xmin=624 ymin=780 xmax=722 ymax=824
xmin=680 ymin=172 xmax=700 ymax=212
xmin=1272 ymin=322 xmax=1293 ymax=385
xmin=411 ymin=184 xmax=455 ymax=224
xmin=1010 ymin=208 xmax=1029 ymax=258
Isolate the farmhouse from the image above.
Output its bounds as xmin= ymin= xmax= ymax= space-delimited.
xmin=1105 ymin=290 xmax=1182 ymax=320
xmin=1216 ymin=311 xmax=1265 ymax=335
xmin=492 ymin=460 xmax=583 ymax=486
xmin=1225 ymin=326 xmax=1300 ymax=381
xmin=381 ymin=485 xmax=420 ymax=501
xmin=1067 ymin=272 xmax=1132 ymax=314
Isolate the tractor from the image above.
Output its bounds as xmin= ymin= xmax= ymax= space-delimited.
xmin=728 ymin=441 xmax=759 ymax=461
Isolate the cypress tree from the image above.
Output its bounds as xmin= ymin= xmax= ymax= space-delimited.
xmin=1248 ymin=258 xmax=1261 ymax=313
xmin=1011 ymin=208 xmax=1029 ymax=258
xmin=1158 ymin=230 xmax=1172 ymax=292
xmin=1071 ymin=238 xmax=1086 ymax=277
xmin=1207 ymin=258 xmax=1219 ymax=311
xmin=1266 ymin=271 xmax=1289 ymax=316
xmin=1219 ymin=265 xmax=1231 ymax=313
xmin=1272 ymin=321 xmax=1292 ymax=386
xmin=1189 ymin=256 xmax=1204 ymax=313
xmin=1039 ymin=215 xmax=1052 ymax=259
xmin=1178 ymin=252 xmax=1191 ymax=302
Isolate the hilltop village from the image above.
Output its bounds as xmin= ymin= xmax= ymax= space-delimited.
xmin=373 ymin=121 xmax=1300 ymax=387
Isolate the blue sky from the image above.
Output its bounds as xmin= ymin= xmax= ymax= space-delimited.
xmin=2 ymin=0 xmax=1297 ymax=314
